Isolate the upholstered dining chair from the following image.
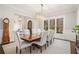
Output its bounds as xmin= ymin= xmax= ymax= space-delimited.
xmin=33 ymin=31 xmax=48 ymax=53
xmin=14 ymin=32 xmax=32 ymax=54
xmin=47 ymin=30 xmax=55 ymax=46
xmin=24 ymin=29 xmax=30 ymax=35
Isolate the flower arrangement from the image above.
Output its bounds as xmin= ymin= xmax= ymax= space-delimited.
xmin=72 ymin=25 xmax=79 ymax=33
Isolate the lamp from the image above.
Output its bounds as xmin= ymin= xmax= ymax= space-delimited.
xmin=36 ymin=4 xmax=46 ymax=20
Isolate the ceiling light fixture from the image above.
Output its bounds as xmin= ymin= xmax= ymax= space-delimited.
xmin=36 ymin=4 xmax=46 ymax=20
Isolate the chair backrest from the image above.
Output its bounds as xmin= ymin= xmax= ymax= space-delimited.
xmin=48 ymin=30 xmax=55 ymax=41
xmin=48 ymin=30 xmax=51 ymax=36
xmin=14 ymin=32 xmax=23 ymax=49
xmin=9 ymin=31 xmax=15 ymax=42
xmin=18 ymin=29 xmax=25 ymax=37
xmin=24 ymin=29 xmax=30 ymax=35
xmin=32 ymin=29 xmax=37 ymax=34
xmin=41 ymin=31 xmax=48 ymax=43
xmin=50 ymin=30 xmax=54 ymax=35
xmin=37 ymin=29 xmax=42 ymax=36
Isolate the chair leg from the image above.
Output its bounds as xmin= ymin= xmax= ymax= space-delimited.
xmin=50 ymin=40 xmax=52 ymax=45
xmin=47 ymin=41 xmax=49 ymax=47
xmin=33 ymin=46 xmax=35 ymax=50
xmin=75 ymin=48 xmax=77 ymax=54
xmin=50 ymin=40 xmax=51 ymax=45
xmin=25 ymin=48 xmax=26 ymax=50
xmin=45 ymin=44 xmax=47 ymax=49
xmin=30 ymin=46 xmax=32 ymax=54
xmin=25 ymin=48 xmax=27 ymax=53
xmin=16 ymin=47 xmax=18 ymax=54
xmin=40 ymin=46 xmax=42 ymax=53
xmin=20 ymin=49 xmax=21 ymax=54
xmin=52 ymin=38 xmax=54 ymax=42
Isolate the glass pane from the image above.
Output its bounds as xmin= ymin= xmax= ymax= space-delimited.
xmin=44 ymin=20 xmax=48 ymax=31
xmin=50 ymin=19 xmax=55 ymax=30
xmin=56 ymin=18 xmax=63 ymax=33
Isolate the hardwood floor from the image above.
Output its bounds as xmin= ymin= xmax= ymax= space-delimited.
xmin=0 ymin=40 xmax=77 ymax=54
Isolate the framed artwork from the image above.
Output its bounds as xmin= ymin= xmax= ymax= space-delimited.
xmin=44 ymin=20 xmax=48 ymax=31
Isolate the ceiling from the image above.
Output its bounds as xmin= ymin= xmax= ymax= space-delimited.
xmin=4 ymin=4 xmax=78 ymax=17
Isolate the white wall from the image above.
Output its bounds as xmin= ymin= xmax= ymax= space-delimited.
xmin=77 ymin=6 xmax=79 ymax=24
xmin=64 ymin=11 xmax=77 ymax=33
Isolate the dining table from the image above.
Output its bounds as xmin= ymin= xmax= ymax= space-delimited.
xmin=20 ymin=34 xmax=41 ymax=50
xmin=21 ymin=34 xmax=41 ymax=42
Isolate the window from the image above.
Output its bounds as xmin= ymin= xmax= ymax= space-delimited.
xmin=50 ymin=19 xmax=55 ymax=30
xmin=44 ymin=17 xmax=64 ymax=33
xmin=56 ymin=18 xmax=63 ymax=33
xmin=44 ymin=20 xmax=48 ymax=31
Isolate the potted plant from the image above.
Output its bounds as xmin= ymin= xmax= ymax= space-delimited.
xmin=72 ymin=25 xmax=79 ymax=47
xmin=72 ymin=25 xmax=79 ymax=33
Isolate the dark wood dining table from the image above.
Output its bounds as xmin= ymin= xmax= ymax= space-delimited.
xmin=21 ymin=34 xmax=41 ymax=42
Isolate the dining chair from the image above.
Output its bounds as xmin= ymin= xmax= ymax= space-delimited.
xmin=33 ymin=31 xmax=48 ymax=53
xmin=47 ymin=30 xmax=55 ymax=46
xmin=24 ymin=29 xmax=30 ymax=35
xmin=14 ymin=32 xmax=32 ymax=54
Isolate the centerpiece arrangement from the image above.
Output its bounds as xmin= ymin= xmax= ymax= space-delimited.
xmin=72 ymin=25 xmax=79 ymax=33
xmin=72 ymin=24 xmax=79 ymax=47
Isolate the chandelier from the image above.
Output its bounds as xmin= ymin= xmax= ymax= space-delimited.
xmin=36 ymin=4 xmax=46 ymax=20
